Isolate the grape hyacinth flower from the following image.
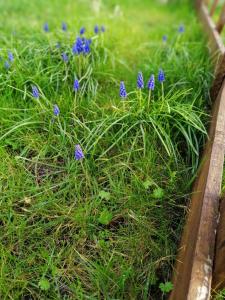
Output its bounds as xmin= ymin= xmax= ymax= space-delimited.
xmin=94 ymin=25 xmax=99 ymax=34
xmin=32 ymin=85 xmax=39 ymax=99
xmin=62 ymin=52 xmax=68 ymax=62
xmin=73 ymin=79 xmax=79 ymax=92
xmin=101 ymin=25 xmax=105 ymax=32
xmin=120 ymin=81 xmax=127 ymax=99
xmin=158 ymin=69 xmax=165 ymax=99
xmin=4 ymin=61 xmax=10 ymax=69
xmin=162 ymin=35 xmax=167 ymax=42
xmin=43 ymin=22 xmax=49 ymax=32
xmin=53 ymin=104 xmax=60 ymax=116
xmin=62 ymin=22 xmax=67 ymax=31
xmin=148 ymin=74 xmax=155 ymax=91
xmin=147 ymin=74 xmax=155 ymax=107
xmin=72 ymin=37 xmax=84 ymax=55
xmin=80 ymin=27 xmax=86 ymax=35
xmin=158 ymin=69 xmax=165 ymax=83
xmin=137 ymin=71 xmax=144 ymax=89
xmin=83 ymin=39 xmax=91 ymax=54
xmin=74 ymin=144 xmax=84 ymax=160
xmin=178 ymin=25 xmax=185 ymax=33
xmin=8 ymin=52 xmax=14 ymax=62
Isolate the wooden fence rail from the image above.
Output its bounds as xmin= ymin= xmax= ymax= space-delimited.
xmin=170 ymin=1 xmax=225 ymax=299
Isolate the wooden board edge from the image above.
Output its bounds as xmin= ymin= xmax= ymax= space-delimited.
xmin=169 ymin=79 xmax=225 ymax=300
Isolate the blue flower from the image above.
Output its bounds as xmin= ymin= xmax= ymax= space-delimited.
xmin=120 ymin=81 xmax=127 ymax=98
xmin=83 ymin=39 xmax=91 ymax=54
xmin=94 ymin=25 xmax=99 ymax=34
xmin=8 ymin=52 xmax=14 ymax=62
xmin=32 ymin=85 xmax=39 ymax=99
xmin=73 ymin=79 xmax=79 ymax=92
xmin=162 ymin=35 xmax=167 ymax=42
xmin=137 ymin=71 xmax=144 ymax=89
xmin=101 ymin=25 xmax=106 ymax=32
xmin=148 ymin=75 xmax=155 ymax=90
xmin=72 ymin=37 xmax=84 ymax=55
xmin=43 ymin=22 xmax=49 ymax=32
xmin=53 ymin=104 xmax=60 ymax=116
xmin=74 ymin=144 xmax=84 ymax=160
xmin=62 ymin=52 xmax=69 ymax=62
xmin=4 ymin=61 xmax=10 ymax=69
xmin=178 ymin=25 xmax=185 ymax=33
xmin=80 ymin=27 xmax=86 ymax=35
xmin=62 ymin=22 xmax=67 ymax=31
xmin=158 ymin=69 xmax=165 ymax=83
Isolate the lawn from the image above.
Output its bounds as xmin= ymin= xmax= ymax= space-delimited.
xmin=0 ymin=0 xmax=212 ymax=299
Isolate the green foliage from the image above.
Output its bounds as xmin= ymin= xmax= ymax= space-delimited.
xmin=98 ymin=209 xmax=113 ymax=225
xmin=159 ymin=281 xmax=174 ymax=293
xmin=38 ymin=278 xmax=51 ymax=291
xmin=152 ymin=187 xmax=165 ymax=199
xmin=0 ymin=0 xmax=212 ymax=299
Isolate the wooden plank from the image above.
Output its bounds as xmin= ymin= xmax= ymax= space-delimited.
xmin=216 ymin=3 xmax=225 ymax=33
xmin=212 ymin=196 xmax=225 ymax=292
xmin=210 ymin=0 xmax=219 ymax=16
xmin=169 ymin=79 xmax=225 ymax=299
xmin=197 ymin=3 xmax=225 ymax=102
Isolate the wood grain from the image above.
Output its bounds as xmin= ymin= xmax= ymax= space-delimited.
xmin=169 ymin=79 xmax=225 ymax=300
xmin=212 ymin=196 xmax=225 ymax=292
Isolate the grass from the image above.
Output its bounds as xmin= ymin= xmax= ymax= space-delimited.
xmin=0 ymin=0 xmax=212 ymax=299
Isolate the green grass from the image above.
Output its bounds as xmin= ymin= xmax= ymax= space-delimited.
xmin=0 ymin=0 xmax=212 ymax=299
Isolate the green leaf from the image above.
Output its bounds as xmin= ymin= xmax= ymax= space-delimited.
xmin=98 ymin=209 xmax=113 ymax=225
xmin=152 ymin=187 xmax=165 ymax=199
xmin=98 ymin=190 xmax=111 ymax=200
xmin=159 ymin=281 xmax=173 ymax=293
xmin=143 ymin=179 xmax=154 ymax=190
xmin=38 ymin=278 xmax=50 ymax=291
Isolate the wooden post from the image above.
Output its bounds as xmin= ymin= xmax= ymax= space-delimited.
xmin=210 ymin=0 xmax=219 ymax=16
xmin=216 ymin=3 xmax=225 ymax=33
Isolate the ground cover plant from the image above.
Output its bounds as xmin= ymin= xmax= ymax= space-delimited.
xmin=0 ymin=0 xmax=212 ymax=299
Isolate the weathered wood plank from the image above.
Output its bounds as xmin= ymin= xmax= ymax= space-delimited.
xmin=216 ymin=3 xmax=225 ymax=33
xmin=212 ymin=196 xmax=225 ymax=292
xmin=210 ymin=0 xmax=219 ymax=17
xmin=197 ymin=3 xmax=225 ymax=102
xmin=169 ymin=79 xmax=225 ymax=299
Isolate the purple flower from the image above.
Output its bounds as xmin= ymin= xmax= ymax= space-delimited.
xmin=62 ymin=22 xmax=67 ymax=31
xmin=73 ymin=79 xmax=79 ymax=92
xmin=43 ymin=22 xmax=49 ymax=32
xmin=178 ymin=25 xmax=185 ymax=33
xmin=120 ymin=81 xmax=127 ymax=98
xmin=101 ymin=25 xmax=105 ymax=32
xmin=162 ymin=35 xmax=167 ymax=42
xmin=158 ymin=69 xmax=165 ymax=83
xmin=148 ymin=75 xmax=155 ymax=90
xmin=74 ymin=144 xmax=84 ymax=160
xmin=83 ymin=39 xmax=91 ymax=54
xmin=80 ymin=27 xmax=86 ymax=35
xmin=4 ymin=61 xmax=10 ymax=69
xmin=53 ymin=104 xmax=60 ymax=116
xmin=8 ymin=52 xmax=14 ymax=62
xmin=137 ymin=71 xmax=144 ymax=89
xmin=62 ymin=52 xmax=68 ymax=62
xmin=94 ymin=25 xmax=99 ymax=34
xmin=32 ymin=85 xmax=39 ymax=99
xmin=72 ymin=37 xmax=83 ymax=55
